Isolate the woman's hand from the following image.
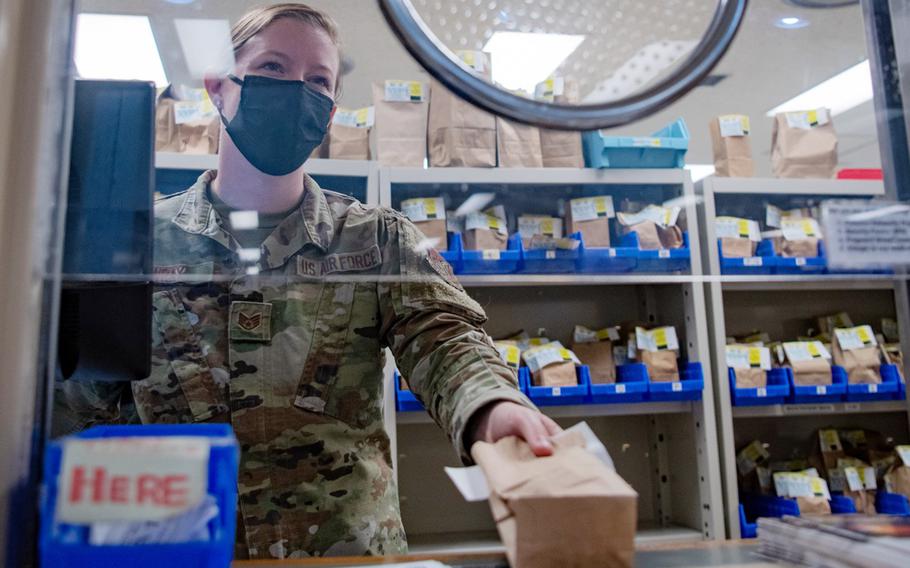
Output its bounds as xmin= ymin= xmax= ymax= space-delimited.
xmin=467 ymin=401 xmax=563 ymax=457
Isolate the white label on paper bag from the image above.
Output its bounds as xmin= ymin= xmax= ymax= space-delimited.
xmin=737 ymin=440 xmax=770 ymax=476
xmin=636 ymin=326 xmax=679 ymax=352
xmin=617 ymin=205 xmax=680 ymax=228
xmin=819 ymin=429 xmax=842 ymax=452
xmin=834 ymin=325 xmax=877 ymax=351
xmin=785 ymin=108 xmax=830 ymax=130
xmin=57 ymin=437 xmax=210 ymax=523
xmin=718 ymin=114 xmax=750 ymax=137
xmin=782 ymin=218 xmax=822 ymax=240
xmin=534 ymin=76 xmax=565 ymax=102
xmin=570 ymin=196 xmax=615 ymax=222
xmin=401 ymin=198 xmax=445 ymax=222
xmin=726 ymin=346 xmax=771 ymax=370
xmin=518 ymin=216 xmax=562 ymax=239
xmin=495 ymin=343 xmax=521 ymax=370
xmin=715 ymin=217 xmax=761 ymax=242
xmin=384 ymin=80 xmax=425 ymax=102
xmin=783 ymin=341 xmax=831 ymax=362
xmin=766 ymin=205 xmax=783 ymax=229
xmin=456 ymin=50 xmax=488 ymax=74
xmin=333 ymin=106 xmax=375 ymax=128
xmin=465 ymin=212 xmax=507 ymax=235
xmin=860 ymin=466 xmax=877 ymax=490
xmin=522 ymin=341 xmax=579 ymax=373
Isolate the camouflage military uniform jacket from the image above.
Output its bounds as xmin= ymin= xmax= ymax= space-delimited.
xmin=57 ymin=171 xmax=536 ymax=559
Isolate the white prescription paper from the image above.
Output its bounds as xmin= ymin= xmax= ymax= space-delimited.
xmin=445 ymin=422 xmax=615 ymax=502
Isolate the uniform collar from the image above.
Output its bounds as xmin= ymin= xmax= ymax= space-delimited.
xmin=171 ymin=170 xmax=336 ymax=268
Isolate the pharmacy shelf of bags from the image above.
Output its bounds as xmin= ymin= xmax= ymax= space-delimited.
xmin=382 ymin=164 xmax=727 ymax=548
xmin=696 ymin=175 xmax=910 ymax=539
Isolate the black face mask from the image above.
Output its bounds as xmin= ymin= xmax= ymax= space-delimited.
xmin=219 ymin=74 xmax=334 ymax=177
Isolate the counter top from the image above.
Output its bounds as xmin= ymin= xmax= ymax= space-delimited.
xmin=235 ymin=540 xmax=772 ymax=567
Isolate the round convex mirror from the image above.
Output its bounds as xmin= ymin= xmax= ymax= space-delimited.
xmin=379 ymin=0 xmax=748 ymax=130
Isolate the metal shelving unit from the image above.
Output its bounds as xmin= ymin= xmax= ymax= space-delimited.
xmin=697 ymin=176 xmax=910 ymax=539
xmin=384 ymin=166 xmax=726 ymax=549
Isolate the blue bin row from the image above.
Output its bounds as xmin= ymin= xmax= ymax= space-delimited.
xmin=729 ymin=365 xmax=904 ymax=406
xmin=739 ymin=491 xmax=910 ymax=538
xmin=582 ymin=118 xmax=689 ymax=169
xmin=739 ymin=493 xmax=856 ymax=538
xmin=395 ymin=362 xmax=704 ymax=412
xmin=40 ymin=424 xmax=239 ymax=568
xmin=440 ymin=231 xmax=690 ymax=275
xmin=719 ymin=239 xmax=891 ymax=275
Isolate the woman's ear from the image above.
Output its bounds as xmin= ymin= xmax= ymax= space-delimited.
xmin=204 ymin=75 xmax=225 ymax=112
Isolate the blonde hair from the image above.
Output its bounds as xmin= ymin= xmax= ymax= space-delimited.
xmin=231 ymin=3 xmax=343 ymax=94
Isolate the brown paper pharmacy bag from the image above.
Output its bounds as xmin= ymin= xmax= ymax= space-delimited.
xmin=832 ymin=337 xmax=882 ymax=385
xmin=642 ymin=350 xmax=679 ymax=382
xmin=496 ymin=117 xmax=543 ymax=168
xmin=771 ymin=112 xmax=838 ymax=178
xmin=539 ymin=78 xmax=585 ymax=168
xmin=428 ymin=79 xmax=496 ymax=167
xmin=472 ymin=432 xmax=637 ymax=568
xmin=710 ymin=117 xmax=754 ymax=177
xmin=328 ymin=124 xmax=370 ymax=160
xmin=372 ymin=82 xmax=428 ymax=167
xmin=734 ymin=367 xmax=767 ymax=389
xmin=790 ymin=357 xmax=832 ymax=386
xmin=572 ymin=341 xmax=616 ymax=384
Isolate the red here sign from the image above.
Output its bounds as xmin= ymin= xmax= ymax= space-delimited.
xmin=57 ymin=437 xmax=209 ymax=523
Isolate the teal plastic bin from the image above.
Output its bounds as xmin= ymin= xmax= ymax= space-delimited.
xmin=583 ymin=118 xmax=689 ymax=169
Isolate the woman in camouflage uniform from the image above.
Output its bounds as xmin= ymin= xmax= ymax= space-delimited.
xmin=56 ymin=2 xmax=560 ymax=559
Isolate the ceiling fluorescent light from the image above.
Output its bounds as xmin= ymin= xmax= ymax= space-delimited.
xmin=74 ymin=14 xmax=168 ymax=87
xmin=766 ymin=60 xmax=871 ymax=117
xmin=482 ymin=31 xmax=585 ymax=94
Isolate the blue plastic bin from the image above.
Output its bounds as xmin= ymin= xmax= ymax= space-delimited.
xmin=769 ymin=240 xmax=826 ymax=275
xmin=519 ymin=366 xmax=589 ymax=407
xmin=582 ymin=118 xmax=689 ymax=169
xmin=457 ymin=232 xmax=521 ymax=275
xmin=830 ymin=495 xmax=858 ymax=514
xmin=741 ymin=492 xmax=855 ymax=523
xmin=647 ymin=361 xmax=705 ymax=402
xmin=576 ymin=232 xmax=638 ymax=274
xmin=623 ymin=231 xmax=691 ymax=273
xmin=738 ymin=504 xmax=758 ymax=538
xmin=845 ymin=364 xmax=901 ymax=402
xmin=588 ymin=365 xmax=648 ymax=404
xmin=729 ymin=367 xmax=790 ymax=406
xmin=40 ymin=424 xmax=239 ymax=568
xmin=439 ymin=231 xmax=462 ymax=274
xmin=394 ymin=371 xmax=424 ymax=412
xmin=876 ymin=491 xmax=910 ymax=515
xmin=518 ymin=233 xmax=581 ymax=274
xmin=718 ymin=239 xmax=775 ymax=276
xmin=787 ymin=366 xmax=847 ymax=404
